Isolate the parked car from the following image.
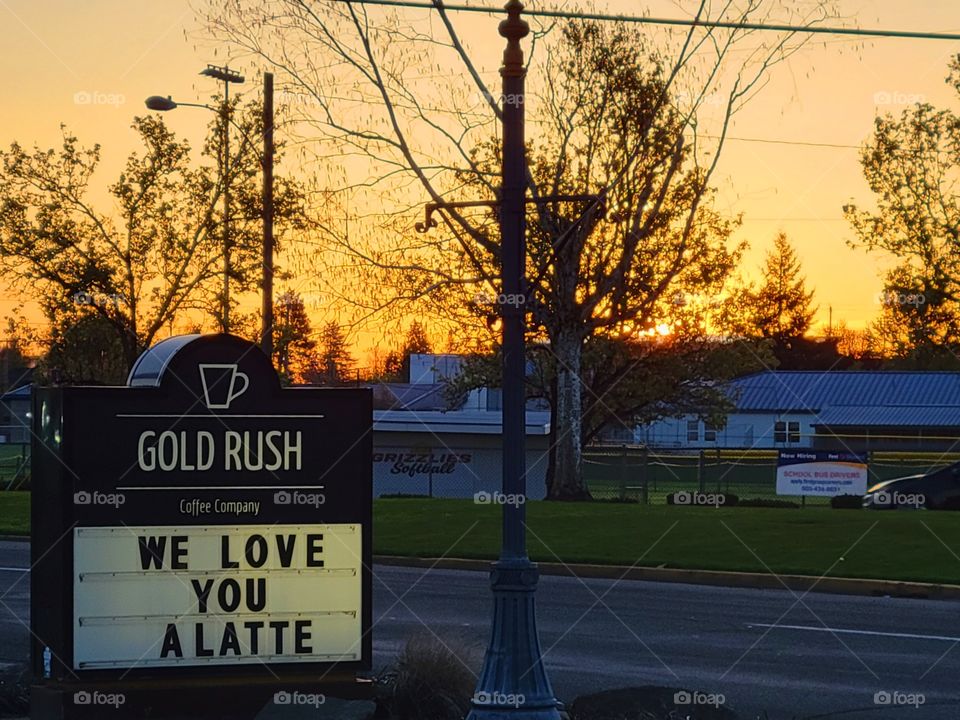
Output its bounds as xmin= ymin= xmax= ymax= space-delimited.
xmin=863 ymin=461 xmax=960 ymax=510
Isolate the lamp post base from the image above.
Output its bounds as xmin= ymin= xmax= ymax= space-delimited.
xmin=466 ymin=558 xmax=562 ymax=720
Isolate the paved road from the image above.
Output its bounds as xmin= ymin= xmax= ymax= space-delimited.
xmin=3 ymin=539 xmax=960 ymax=719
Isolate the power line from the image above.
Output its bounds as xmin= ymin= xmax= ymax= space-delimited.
xmin=709 ymin=135 xmax=861 ymax=149
xmin=350 ymin=0 xmax=960 ymax=42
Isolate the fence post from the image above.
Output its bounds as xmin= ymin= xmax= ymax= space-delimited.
xmin=716 ymin=448 xmax=722 ymax=493
xmin=698 ymin=450 xmax=705 ymax=494
xmin=618 ymin=445 xmax=627 ymax=501
xmin=641 ymin=448 xmax=649 ymax=504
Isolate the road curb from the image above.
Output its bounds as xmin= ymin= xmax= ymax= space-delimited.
xmin=0 ymin=534 xmax=28 ymax=542
xmin=373 ymin=555 xmax=960 ymax=601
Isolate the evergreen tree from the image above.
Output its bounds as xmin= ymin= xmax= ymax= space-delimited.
xmin=316 ymin=321 xmax=354 ymax=385
xmin=272 ymin=292 xmax=316 ymax=383
xmin=749 ymin=233 xmax=817 ymax=341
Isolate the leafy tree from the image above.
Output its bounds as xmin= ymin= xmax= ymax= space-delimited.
xmin=272 ymin=291 xmax=317 ymax=383
xmin=316 ymin=321 xmax=355 ymax=385
xmin=40 ymin=313 xmax=128 ymax=385
xmin=207 ymin=2 xmax=837 ymax=499
xmin=0 ymin=313 xmax=36 ymax=390
xmin=0 ymin=104 xmax=305 ymax=372
xmin=844 ymin=56 xmax=960 ymax=365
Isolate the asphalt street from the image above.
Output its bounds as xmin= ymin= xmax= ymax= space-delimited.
xmin=2 ymin=539 xmax=960 ymax=719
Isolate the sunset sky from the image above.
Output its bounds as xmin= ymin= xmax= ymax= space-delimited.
xmin=1 ymin=0 xmax=959 ymax=357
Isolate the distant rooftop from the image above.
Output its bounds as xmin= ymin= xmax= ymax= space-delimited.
xmin=730 ymin=371 xmax=960 ymax=413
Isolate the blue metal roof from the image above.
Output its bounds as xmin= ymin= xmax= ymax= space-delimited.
xmin=814 ymin=405 xmax=960 ymax=428
xmin=0 ymin=384 xmax=30 ymax=401
xmin=729 ymin=371 xmax=960 ymax=414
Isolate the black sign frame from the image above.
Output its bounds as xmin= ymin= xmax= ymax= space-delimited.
xmin=31 ymin=334 xmax=372 ymax=692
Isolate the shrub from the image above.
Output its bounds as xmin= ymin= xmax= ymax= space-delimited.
xmin=831 ymin=494 xmax=863 ymax=509
xmin=738 ymin=497 xmax=800 ymax=509
xmin=0 ymin=675 xmax=28 ymax=717
xmin=382 ymin=634 xmax=478 ymax=720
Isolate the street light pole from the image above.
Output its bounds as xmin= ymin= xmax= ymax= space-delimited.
xmin=261 ymin=72 xmax=275 ymax=359
xmin=199 ymin=64 xmax=245 ymax=334
xmin=467 ymin=2 xmax=560 ymax=718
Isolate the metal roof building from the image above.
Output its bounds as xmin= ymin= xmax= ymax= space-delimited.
xmin=635 ymin=371 xmax=960 ymax=452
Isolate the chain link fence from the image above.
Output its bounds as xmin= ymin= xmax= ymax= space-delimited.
xmin=584 ymin=445 xmax=960 ymax=506
xmin=0 ymin=443 xmax=29 ymax=490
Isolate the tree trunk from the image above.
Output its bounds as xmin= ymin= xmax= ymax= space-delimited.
xmin=548 ymin=330 xmax=591 ymax=500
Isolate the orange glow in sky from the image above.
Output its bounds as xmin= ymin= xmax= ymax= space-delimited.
xmin=1 ymin=0 xmax=958 ymax=356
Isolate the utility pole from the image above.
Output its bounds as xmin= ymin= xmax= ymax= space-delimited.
xmin=467 ymin=2 xmax=560 ymax=718
xmin=261 ymin=72 xmax=275 ymax=358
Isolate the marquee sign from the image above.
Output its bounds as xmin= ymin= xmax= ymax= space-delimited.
xmin=31 ymin=334 xmax=371 ymax=698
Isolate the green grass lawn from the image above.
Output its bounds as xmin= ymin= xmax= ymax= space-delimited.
xmin=5 ymin=492 xmax=960 ymax=585
xmin=374 ymin=498 xmax=960 ymax=585
xmin=0 ymin=491 xmax=29 ymax=535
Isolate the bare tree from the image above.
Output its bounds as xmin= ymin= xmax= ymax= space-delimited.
xmin=205 ymin=0 xmax=837 ymax=498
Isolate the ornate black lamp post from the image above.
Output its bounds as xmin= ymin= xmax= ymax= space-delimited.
xmin=466 ymin=2 xmax=561 ymax=718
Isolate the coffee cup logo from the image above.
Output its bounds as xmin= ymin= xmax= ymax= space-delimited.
xmin=198 ymin=364 xmax=249 ymax=410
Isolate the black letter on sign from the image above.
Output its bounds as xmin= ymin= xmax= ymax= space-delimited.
xmin=195 ymin=623 xmax=213 ymax=657
xmin=294 ymin=620 xmax=312 ymax=654
xmin=245 ymin=535 xmax=268 ymax=568
xmin=243 ymin=621 xmax=264 ymax=655
xmin=221 ymin=536 xmax=239 ymax=569
xmin=171 ymin=536 xmax=188 ymax=570
xmin=191 ymin=578 xmax=214 ymax=613
xmin=246 ymin=577 xmax=266 ymax=612
xmin=219 ymin=622 xmax=241 ymax=656
xmin=306 ymin=534 xmax=324 ymax=567
xmin=138 ymin=536 xmax=167 ymax=570
xmin=218 ymin=578 xmax=241 ymax=612
xmin=276 ymin=534 xmax=295 ymax=568
xmin=269 ymin=620 xmax=289 ymax=655
xmin=160 ymin=624 xmax=183 ymax=658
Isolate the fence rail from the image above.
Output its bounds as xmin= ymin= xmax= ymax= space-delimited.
xmin=584 ymin=446 xmax=960 ymax=505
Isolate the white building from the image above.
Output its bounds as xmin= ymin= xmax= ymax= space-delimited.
xmin=371 ymin=354 xmax=551 ymax=498
xmin=633 ymin=370 xmax=960 ymax=452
